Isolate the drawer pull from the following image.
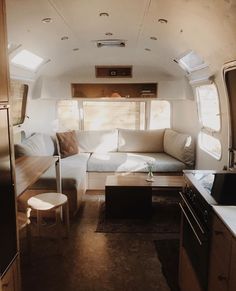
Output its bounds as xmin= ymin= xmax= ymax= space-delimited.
xmin=218 ymin=275 xmax=228 ymax=281
xmin=2 ymin=282 xmax=9 ymax=287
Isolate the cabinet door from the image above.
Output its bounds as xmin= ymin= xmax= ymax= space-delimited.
xmin=208 ymin=215 xmax=232 ymax=291
xmin=229 ymin=238 xmax=236 ymax=291
xmin=0 ymin=0 xmax=9 ymax=103
xmin=0 ymin=107 xmax=17 ymax=276
xmin=1 ymin=257 xmax=20 ymax=291
xmin=179 ymin=247 xmax=202 ymax=291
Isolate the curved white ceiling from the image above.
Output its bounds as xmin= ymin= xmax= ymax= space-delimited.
xmin=6 ymin=0 xmax=236 ymax=80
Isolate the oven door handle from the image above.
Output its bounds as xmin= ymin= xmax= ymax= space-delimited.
xmin=179 ymin=192 xmax=205 ymax=235
xmin=179 ymin=203 xmax=203 ymax=246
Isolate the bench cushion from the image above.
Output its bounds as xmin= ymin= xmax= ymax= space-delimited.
xmin=163 ymin=129 xmax=195 ymax=167
xmin=87 ymin=152 xmax=186 ymax=172
xmin=31 ymin=153 xmax=90 ymax=190
xmin=118 ymin=128 xmax=165 ymax=152
xmin=14 ymin=133 xmax=55 ymax=158
xmin=77 ymin=129 xmax=118 ymax=153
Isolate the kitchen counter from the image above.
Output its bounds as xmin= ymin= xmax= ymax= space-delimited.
xmin=212 ymin=205 xmax=236 ymax=237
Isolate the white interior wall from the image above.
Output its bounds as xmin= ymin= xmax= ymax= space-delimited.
xmin=18 ymin=73 xmax=230 ymax=172
xmin=171 ymin=72 xmax=230 ymax=170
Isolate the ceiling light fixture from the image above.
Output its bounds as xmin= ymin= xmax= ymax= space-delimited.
xmin=73 ymin=48 xmax=79 ymax=51
xmin=99 ymin=12 xmax=109 ymax=17
xmin=61 ymin=36 xmax=69 ymax=41
xmin=42 ymin=17 xmax=52 ymax=24
xmin=158 ymin=18 xmax=168 ymax=24
xmin=145 ymin=48 xmax=151 ymax=51
xmin=96 ymin=39 xmax=125 ymax=48
xmin=150 ymin=36 xmax=157 ymax=40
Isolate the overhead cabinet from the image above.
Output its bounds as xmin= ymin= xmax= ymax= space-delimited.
xmin=71 ymin=83 xmax=157 ymax=98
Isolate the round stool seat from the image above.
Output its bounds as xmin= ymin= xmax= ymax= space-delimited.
xmin=27 ymin=192 xmax=70 ymax=243
xmin=28 ymin=192 xmax=67 ymax=211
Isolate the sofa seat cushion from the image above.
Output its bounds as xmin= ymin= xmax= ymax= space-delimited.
xmin=87 ymin=152 xmax=186 ymax=172
xmin=31 ymin=153 xmax=90 ymax=190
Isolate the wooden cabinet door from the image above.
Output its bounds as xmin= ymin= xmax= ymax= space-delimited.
xmin=179 ymin=247 xmax=202 ymax=291
xmin=208 ymin=215 xmax=232 ymax=291
xmin=1 ymin=257 xmax=20 ymax=291
xmin=229 ymin=238 xmax=236 ymax=291
xmin=0 ymin=0 xmax=9 ymax=103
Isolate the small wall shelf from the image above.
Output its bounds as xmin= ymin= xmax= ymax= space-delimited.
xmin=71 ymin=83 xmax=157 ymax=98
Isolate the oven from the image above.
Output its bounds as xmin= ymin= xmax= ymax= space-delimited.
xmin=179 ymin=180 xmax=213 ymax=291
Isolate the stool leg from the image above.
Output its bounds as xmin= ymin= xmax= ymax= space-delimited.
xmin=64 ymin=202 xmax=70 ymax=238
xmin=26 ymin=222 xmax=31 ymax=263
xmin=55 ymin=207 xmax=62 ymax=254
xmin=37 ymin=210 xmax=42 ymax=237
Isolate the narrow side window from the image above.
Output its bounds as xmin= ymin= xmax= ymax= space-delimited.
xmin=196 ymin=83 xmax=222 ymax=159
xmin=149 ymin=100 xmax=170 ymax=129
xmin=10 ymin=79 xmax=28 ymax=126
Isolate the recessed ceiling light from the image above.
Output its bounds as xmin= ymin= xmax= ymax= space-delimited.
xmin=158 ymin=18 xmax=168 ymax=24
xmin=42 ymin=17 xmax=52 ymax=24
xmin=105 ymin=32 xmax=113 ymax=36
xmin=73 ymin=48 xmax=79 ymax=51
xmin=145 ymin=48 xmax=151 ymax=52
xmin=61 ymin=36 xmax=69 ymax=41
xmin=99 ymin=12 xmax=109 ymax=17
xmin=150 ymin=36 xmax=157 ymax=40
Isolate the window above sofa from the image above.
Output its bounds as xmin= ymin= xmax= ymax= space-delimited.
xmin=57 ymin=100 xmax=170 ymax=131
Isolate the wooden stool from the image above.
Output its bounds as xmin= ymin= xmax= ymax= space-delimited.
xmin=27 ymin=193 xmax=70 ymax=243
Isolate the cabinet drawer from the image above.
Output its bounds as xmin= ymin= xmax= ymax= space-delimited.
xmin=211 ymin=215 xmax=232 ymax=263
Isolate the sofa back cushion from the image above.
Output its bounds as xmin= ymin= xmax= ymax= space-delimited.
xmin=56 ymin=130 xmax=78 ymax=158
xmin=77 ymin=129 xmax=118 ymax=153
xmin=163 ymin=129 xmax=195 ymax=167
xmin=14 ymin=133 xmax=55 ymax=158
xmin=118 ymin=128 xmax=165 ymax=153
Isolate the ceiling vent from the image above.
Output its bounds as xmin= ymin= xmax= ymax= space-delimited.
xmin=96 ymin=39 xmax=126 ymax=48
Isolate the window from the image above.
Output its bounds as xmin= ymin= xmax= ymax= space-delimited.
xmin=57 ymin=100 xmax=171 ymax=131
xmin=10 ymin=80 xmax=28 ymax=126
xmin=175 ymin=51 xmax=207 ymax=73
xmin=83 ymin=101 xmax=145 ymax=130
xmin=57 ymin=100 xmax=79 ymax=131
xmin=196 ymin=84 xmax=220 ymax=131
xmin=196 ymin=83 xmax=222 ymax=159
xmin=199 ymin=132 xmax=222 ymax=160
xmin=149 ymin=100 xmax=170 ymax=129
xmin=11 ymin=49 xmax=44 ymax=71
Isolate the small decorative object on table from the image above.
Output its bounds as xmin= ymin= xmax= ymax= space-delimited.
xmin=146 ymin=160 xmax=155 ymax=182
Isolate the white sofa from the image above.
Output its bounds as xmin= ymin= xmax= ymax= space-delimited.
xmin=15 ymin=128 xmax=195 ymax=216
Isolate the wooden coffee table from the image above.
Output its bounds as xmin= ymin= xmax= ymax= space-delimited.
xmin=105 ymin=175 xmax=184 ymax=218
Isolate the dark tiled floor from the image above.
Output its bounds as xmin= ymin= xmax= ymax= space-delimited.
xmin=20 ymin=191 xmax=177 ymax=291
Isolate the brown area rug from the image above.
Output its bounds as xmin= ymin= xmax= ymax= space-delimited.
xmin=96 ymin=202 xmax=181 ymax=233
xmin=154 ymin=239 xmax=180 ymax=291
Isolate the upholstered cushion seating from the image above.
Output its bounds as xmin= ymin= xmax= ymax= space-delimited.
xmin=15 ymin=128 xmax=195 ymax=217
xmin=87 ymin=152 xmax=185 ymax=172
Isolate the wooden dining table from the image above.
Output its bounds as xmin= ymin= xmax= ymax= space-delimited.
xmin=15 ymin=156 xmax=61 ymax=196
